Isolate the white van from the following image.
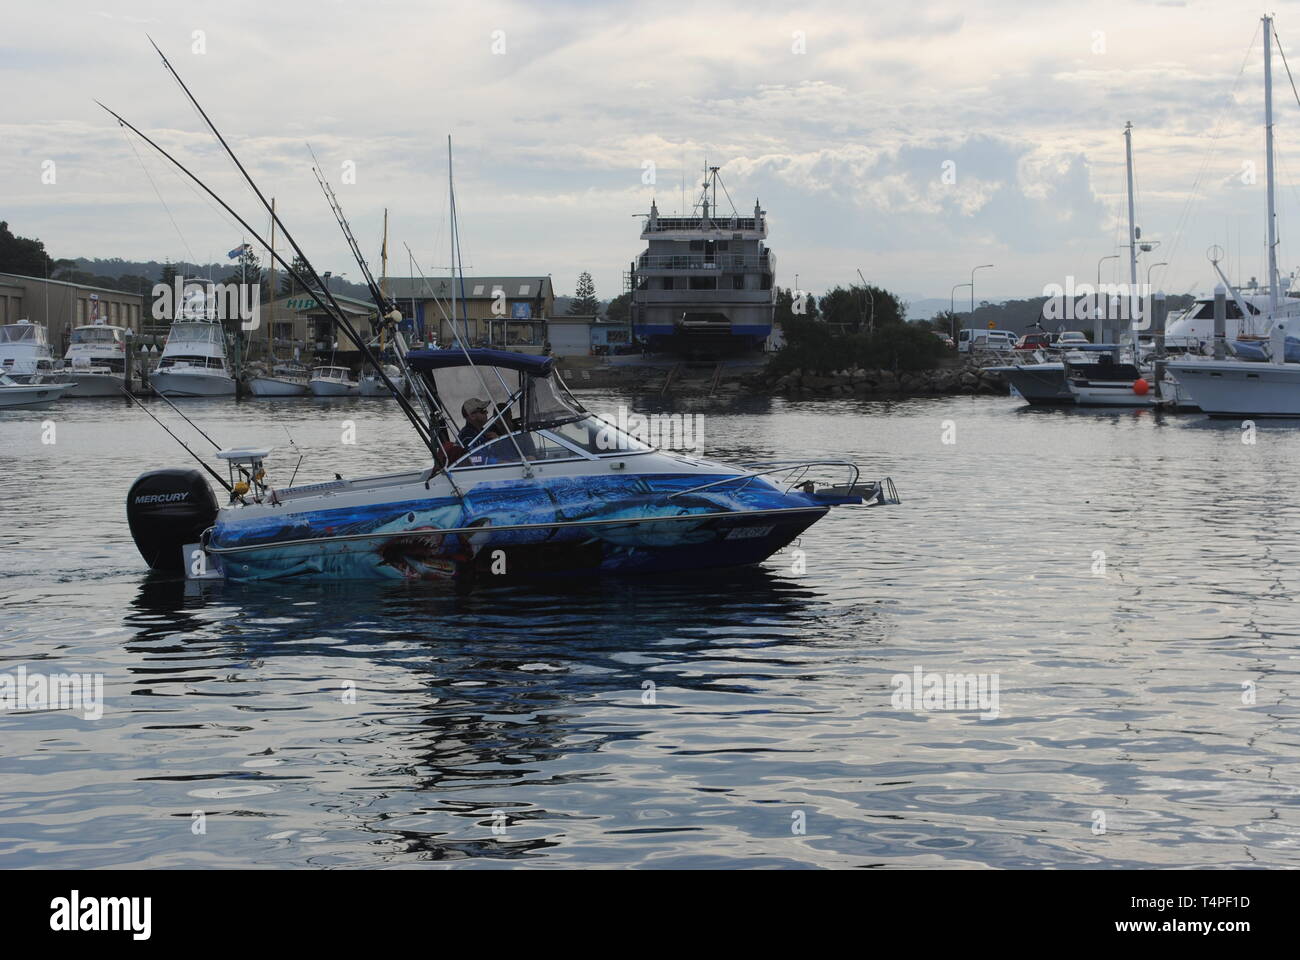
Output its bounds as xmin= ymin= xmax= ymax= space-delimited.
xmin=957 ymin=328 xmax=1017 ymax=353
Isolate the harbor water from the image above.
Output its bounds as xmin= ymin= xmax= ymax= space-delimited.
xmin=2 ymin=392 xmax=1299 ymax=868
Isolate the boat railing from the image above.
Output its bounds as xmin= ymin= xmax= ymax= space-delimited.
xmin=666 ymin=459 xmax=862 ymax=500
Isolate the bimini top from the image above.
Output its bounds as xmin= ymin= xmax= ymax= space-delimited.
xmin=406 ymin=348 xmax=555 ymax=376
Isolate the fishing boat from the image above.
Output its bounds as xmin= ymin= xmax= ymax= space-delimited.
xmin=151 ymin=317 xmax=237 ymax=397
xmin=63 ymin=322 xmax=136 ymax=396
xmin=0 ymin=320 xmax=63 ymax=383
xmin=309 ymin=365 xmax=359 ymax=396
xmin=247 ymin=362 xmax=310 ymax=396
xmin=1065 ymin=349 xmax=1157 ymax=407
xmin=126 ymin=349 xmax=898 ymax=582
xmin=0 ymin=370 xmax=74 ymax=409
xmin=106 ymin=42 xmax=898 ymax=585
xmin=987 ymin=354 xmax=1072 ymax=405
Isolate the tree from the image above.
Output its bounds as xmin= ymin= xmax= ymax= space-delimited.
xmin=0 ymin=221 xmax=69 ymax=277
xmin=160 ymin=262 xmax=178 ymax=289
xmin=568 ymin=271 xmax=599 ymax=315
xmin=818 ymin=284 xmax=905 ymax=332
xmin=605 ymin=291 xmax=631 ymax=324
xmin=282 ymin=254 xmax=312 ymax=296
xmin=223 ymin=247 xmax=264 ymax=291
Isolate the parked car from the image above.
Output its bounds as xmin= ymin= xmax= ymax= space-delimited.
xmin=1056 ymin=330 xmax=1090 ymax=346
xmin=1014 ymin=332 xmax=1054 ymax=350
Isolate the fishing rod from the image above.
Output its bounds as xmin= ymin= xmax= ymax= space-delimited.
xmin=93 ymin=99 xmax=438 ymax=457
xmin=137 ymin=36 xmax=436 ymax=455
xmin=119 ymin=386 xmax=239 ymax=498
xmin=305 ymin=149 xmax=437 ymax=425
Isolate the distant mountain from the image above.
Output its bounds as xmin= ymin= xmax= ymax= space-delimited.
xmin=65 ymin=257 xmax=373 ymax=299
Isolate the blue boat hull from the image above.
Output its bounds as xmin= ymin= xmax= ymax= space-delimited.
xmin=210 ymin=473 xmax=828 ymax=582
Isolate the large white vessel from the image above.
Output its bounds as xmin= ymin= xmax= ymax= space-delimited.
xmin=627 ymin=167 xmax=775 ymax=356
xmin=0 ymin=320 xmax=62 ymax=383
xmin=63 ymin=322 xmax=136 ymax=396
xmin=150 ymin=282 xmax=237 ymax=397
xmin=1166 ymin=16 xmax=1300 ymax=417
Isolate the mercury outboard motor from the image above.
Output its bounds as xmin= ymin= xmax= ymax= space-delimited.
xmin=126 ymin=469 xmax=219 ymax=572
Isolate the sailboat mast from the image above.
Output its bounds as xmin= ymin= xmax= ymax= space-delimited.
xmin=1265 ymin=15 xmax=1280 ymax=318
xmin=1124 ymin=121 xmax=1138 ymax=352
xmin=380 ymin=207 xmax=388 ymax=353
xmin=268 ymin=197 xmax=276 ymax=356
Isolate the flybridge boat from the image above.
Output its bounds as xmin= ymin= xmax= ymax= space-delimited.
xmin=0 ymin=321 xmax=63 ymax=383
xmin=63 ymin=322 xmax=135 ymax=396
xmin=126 ymin=349 xmax=898 ymax=582
xmin=151 ymin=319 xmax=236 ymax=397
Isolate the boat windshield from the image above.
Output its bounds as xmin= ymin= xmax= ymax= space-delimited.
xmin=72 ymin=327 xmax=121 ymax=344
xmin=524 ymin=370 xmax=588 ymax=428
xmin=168 ymin=324 xmax=219 ymax=344
xmin=0 ymin=325 xmax=43 ymax=343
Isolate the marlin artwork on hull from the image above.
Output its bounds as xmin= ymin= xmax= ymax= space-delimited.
xmin=111 ymin=40 xmax=898 ymax=585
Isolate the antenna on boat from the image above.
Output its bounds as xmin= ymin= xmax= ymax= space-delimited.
xmin=132 ymin=36 xmax=438 ymax=456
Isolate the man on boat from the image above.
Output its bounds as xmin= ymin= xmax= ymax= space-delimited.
xmin=458 ymin=397 xmax=501 ymax=448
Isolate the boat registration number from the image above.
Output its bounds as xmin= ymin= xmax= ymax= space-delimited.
xmin=725 ymin=525 xmax=774 ymax=540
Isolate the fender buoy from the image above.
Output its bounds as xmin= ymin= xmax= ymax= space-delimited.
xmin=1133 ymin=378 xmax=1150 ymax=396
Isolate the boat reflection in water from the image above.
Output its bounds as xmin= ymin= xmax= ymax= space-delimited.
xmin=123 ymin=563 xmax=862 ymax=864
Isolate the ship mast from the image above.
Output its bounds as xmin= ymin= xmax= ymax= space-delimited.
xmin=1265 ymin=15 xmax=1280 ymax=320
xmin=267 ymin=197 xmax=275 ymax=359
xmin=1123 ymin=121 xmax=1138 ymax=354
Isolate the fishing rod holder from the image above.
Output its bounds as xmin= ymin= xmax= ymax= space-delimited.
xmin=216 ymin=447 xmax=273 ymax=503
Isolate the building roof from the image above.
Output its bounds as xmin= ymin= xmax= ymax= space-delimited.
xmin=407 ymin=347 xmax=555 ymax=376
xmin=384 ymin=276 xmax=553 ymax=300
xmin=0 ymin=272 xmax=147 ymax=299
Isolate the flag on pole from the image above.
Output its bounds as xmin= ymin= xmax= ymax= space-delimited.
xmin=227 ymin=243 xmax=251 ymax=259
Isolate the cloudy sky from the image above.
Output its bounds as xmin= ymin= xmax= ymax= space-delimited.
xmin=4 ymin=0 xmax=1300 ymax=312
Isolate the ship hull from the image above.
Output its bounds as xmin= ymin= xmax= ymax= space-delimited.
xmin=151 ymin=369 xmax=237 ymax=397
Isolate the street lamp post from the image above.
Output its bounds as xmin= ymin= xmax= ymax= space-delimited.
xmin=970 ymin=264 xmax=993 ymax=324
xmin=1146 ymin=261 xmax=1168 ymax=290
xmin=951 ymin=282 xmax=972 ymax=342
xmin=1096 ymin=254 xmax=1119 ymax=342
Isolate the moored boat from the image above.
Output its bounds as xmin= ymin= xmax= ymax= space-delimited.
xmin=309 ymin=365 xmax=359 ymax=396
xmin=0 ymin=371 xmax=74 ymax=409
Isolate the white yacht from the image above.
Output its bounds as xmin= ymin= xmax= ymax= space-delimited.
xmin=1166 ymin=15 xmax=1300 ymax=417
xmin=248 ymin=363 xmax=309 ymax=397
xmin=63 ymin=322 xmax=136 ymax=396
xmin=309 ymin=365 xmax=359 ymax=396
xmin=150 ymin=319 xmax=236 ymax=397
xmin=0 ymin=320 xmax=62 ymax=383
